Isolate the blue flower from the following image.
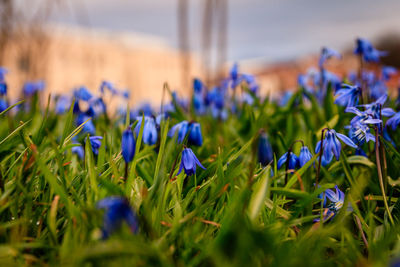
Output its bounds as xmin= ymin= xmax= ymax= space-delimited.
xmin=100 ymin=80 xmax=117 ymax=95
xmin=299 ymin=146 xmax=313 ymax=168
xmin=382 ymin=66 xmax=397 ymax=81
xmin=242 ymin=74 xmax=259 ymax=94
xmin=23 ymin=81 xmax=45 ymax=96
xmin=97 ymin=197 xmax=139 ymax=239
xmin=363 ymin=94 xmax=395 ymax=119
xmin=76 ymin=114 xmax=96 ymax=135
xmin=193 ymin=78 xmax=204 ymax=93
xmin=71 ymin=142 xmax=84 ymax=159
xmin=0 ymin=81 xmax=7 ymax=96
xmin=74 ymin=86 xmax=93 ymax=101
xmin=258 ymin=132 xmax=273 ymax=166
xmin=88 ymin=136 xmax=103 ymax=155
xmin=277 ymin=152 xmax=299 ymax=170
xmin=319 ymin=47 xmax=341 ymax=69
xmin=229 ymin=63 xmax=241 ymax=88
xmin=178 ymin=148 xmax=205 ymax=176
xmin=334 ymin=84 xmax=361 ymax=107
xmin=0 ymin=99 xmax=8 ymax=112
xmin=386 ymin=112 xmax=400 ymax=130
xmin=315 ymin=129 xmax=357 ymax=165
xmin=88 ymin=97 xmax=107 ymax=117
xmin=134 ymin=116 xmax=158 ymax=145
xmin=316 ymin=185 xmax=347 ymax=221
xmin=188 ymin=122 xmax=203 ymax=146
xmin=354 ymin=38 xmax=387 ymax=63
xmin=168 ymin=121 xmax=189 ymax=143
xmin=121 ymin=127 xmax=135 ymax=163
xmin=55 ymin=96 xmax=71 ymax=114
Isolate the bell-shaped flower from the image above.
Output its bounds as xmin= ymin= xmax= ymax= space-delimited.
xmin=168 ymin=121 xmax=189 ymax=143
xmin=121 ymin=127 xmax=135 ymax=163
xmin=134 ymin=116 xmax=158 ymax=145
xmin=258 ymin=132 xmax=273 ymax=166
xmin=334 ymin=84 xmax=361 ymax=107
xmin=88 ymin=136 xmax=103 ymax=155
xmin=299 ymin=146 xmax=313 ymax=168
xmin=188 ymin=122 xmax=203 ymax=146
xmin=277 ymin=152 xmax=299 ymax=170
xmin=178 ymin=148 xmax=205 ymax=176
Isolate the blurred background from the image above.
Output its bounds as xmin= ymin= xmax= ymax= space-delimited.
xmin=1 ymin=0 xmax=400 ymax=104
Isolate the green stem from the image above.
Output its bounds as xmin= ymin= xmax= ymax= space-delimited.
xmin=375 ymin=127 xmax=394 ymax=225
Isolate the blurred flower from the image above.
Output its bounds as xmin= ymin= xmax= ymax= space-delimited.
xmin=334 ymin=84 xmax=361 ymax=107
xmin=354 ymin=38 xmax=387 ymax=63
xmin=168 ymin=120 xmax=189 ymax=144
xmin=121 ymin=127 xmax=135 ymax=163
xmin=188 ymin=122 xmax=203 ymax=146
xmin=315 ymin=129 xmax=357 ymax=165
xmin=76 ymin=114 xmax=96 ymax=135
xmin=277 ymin=152 xmax=299 ymax=170
xmin=193 ymin=78 xmax=204 ymax=93
xmin=100 ymin=80 xmax=117 ymax=95
xmin=0 ymin=81 xmax=6 ymax=96
xmin=0 ymin=98 xmax=8 ymax=112
xmin=74 ymin=86 xmax=93 ymax=102
xmin=299 ymin=146 xmax=313 ymax=168
xmin=0 ymin=67 xmax=8 ymax=81
xmin=178 ymin=147 xmax=205 ymax=176
xmin=97 ymin=196 xmax=139 ymax=239
xmin=382 ymin=66 xmax=397 ymax=81
xmin=23 ymin=81 xmax=45 ymax=96
xmin=55 ymin=96 xmax=71 ymax=114
xmin=88 ymin=136 xmax=103 ymax=155
xmin=258 ymin=132 xmax=273 ymax=166
xmin=319 ymin=47 xmax=341 ymax=69
xmin=386 ymin=112 xmax=400 ymax=130
xmin=242 ymin=74 xmax=259 ymax=94
xmin=134 ymin=116 xmax=158 ymax=145
xmin=71 ymin=142 xmax=84 ymax=159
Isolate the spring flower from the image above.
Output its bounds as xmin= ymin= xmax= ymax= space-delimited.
xmin=74 ymin=86 xmax=93 ymax=101
xmin=299 ymin=146 xmax=313 ymax=167
xmin=354 ymin=38 xmax=387 ymax=63
xmin=76 ymin=114 xmax=96 ymax=135
xmin=319 ymin=47 xmax=341 ymax=69
xmin=193 ymin=78 xmax=204 ymax=93
xmin=100 ymin=80 xmax=117 ymax=95
xmin=0 ymin=67 xmax=8 ymax=81
xmin=188 ymin=122 xmax=203 ymax=146
xmin=334 ymin=84 xmax=361 ymax=107
xmin=121 ymin=127 xmax=135 ymax=163
xmin=242 ymin=74 xmax=259 ymax=94
xmin=315 ymin=129 xmax=357 ymax=165
xmin=386 ymin=112 xmax=400 ymax=130
xmin=168 ymin=121 xmax=189 ymax=143
xmin=258 ymin=132 xmax=273 ymax=166
xmin=316 ymin=185 xmax=351 ymax=222
xmin=88 ymin=136 xmax=103 ymax=155
xmin=178 ymin=148 xmax=205 ymax=176
xmin=71 ymin=142 xmax=84 ymax=159
xmin=363 ymin=94 xmax=395 ymax=119
xmin=97 ymin=197 xmax=139 ymax=239
xmin=55 ymin=96 xmax=71 ymax=114
xmin=23 ymin=81 xmax=45 ymax=96
xmin=0 ymin=99 xmax=8 ymax=112
xmin=134 ymin=116 xmax=158 ymax=145
xmin=382 ymin=66 xmax=397 ymax=81
xmin=277 ymin=152 xmax=299 ymax=170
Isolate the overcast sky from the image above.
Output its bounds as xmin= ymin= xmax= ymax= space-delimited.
xmin=46 ymin=0 xmax=400 ymax=63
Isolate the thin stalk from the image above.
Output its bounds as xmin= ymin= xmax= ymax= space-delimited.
xmin=124 ymin=162 xmax=128 ymax=182
xmin=375 ymin=127 xmax=394 ymax=225
xmin=316 ymin=129 xmax=328 ymax=187
xmin=284 ymin=139 xmax=304 ymax=184
xmin=354 ymin=214 xmax=369 ymax=249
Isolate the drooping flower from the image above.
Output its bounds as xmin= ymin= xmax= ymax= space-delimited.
xmin=134 ymin=116 xmax=158 ymax=145
xmin=178 ymin=148 xmax=205 ymax=176
xmin=55 ymin=95 xmax=71 ymax=114
xmin=354 ymin=38 xmax=387 ymax=63
xmin=100 ymin=80 xmax=117 ymax=95
xmin=299 ymin=146 xmax=313 ymax=168
xmin=188 ymin=122 xmax=203 ymax=146
xmin=277 ymin=152 xmax=299 ymax=170
xmin=168 ymin=121 xmax=189 ymax=144
xmin=258 ymin=132 xmax=273 ymax=166
xmin=315 ymin=129 xmax=357 ymax=165
xmin=334 ymin=84 xmax=361 ymax=107
xmin=97 ymin=196 xmax=139 ymax=239
xmin=319 ymin=47 xmax=341 ymax=69
xmin=74 ymin=86 xmax=93 ymax=102
xmin=88 ymin=136 xmax=103 ymax=155
xmin=121 ymin=127 xmax=135 ymax=163
xmin=193 ymin=78 xmax=204 ymax=93
xmin=76 ymin=114 xmax=96 ymax=135
xmin=23 ymin=81 xmax=45 ymax=96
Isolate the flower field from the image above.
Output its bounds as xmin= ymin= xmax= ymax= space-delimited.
xmin=1 ymin=38 xmax=400 ymax=266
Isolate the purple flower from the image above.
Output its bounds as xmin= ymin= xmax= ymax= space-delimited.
xmin=97 ymin=197 xmax=139 ymax=239
xmin=334 ymin=84 xmax=361 ymax=107
xmin=178 ymin=148 xmax=205 ymax=176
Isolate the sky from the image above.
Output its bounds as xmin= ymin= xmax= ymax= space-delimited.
xmin=45 ymin=0 xmax=400 ymax=63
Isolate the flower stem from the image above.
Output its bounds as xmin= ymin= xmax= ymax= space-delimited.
xmin=124 ymin=162 xmax=129 ymax=182
xmin=316 ymin=129 xmax=327 ymax=187
xmin=375 ymin=127 xmax=394 ymax=225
